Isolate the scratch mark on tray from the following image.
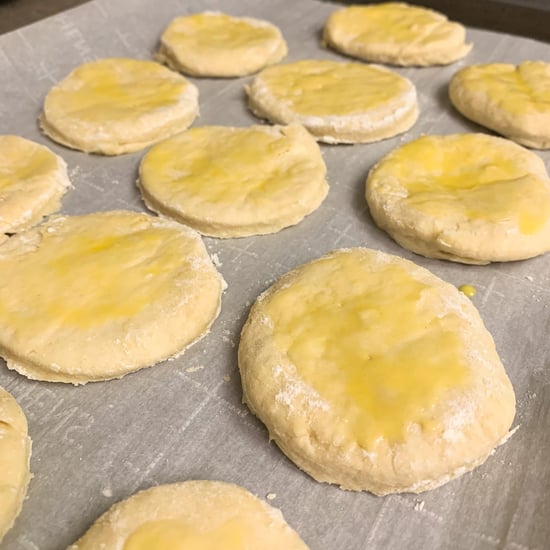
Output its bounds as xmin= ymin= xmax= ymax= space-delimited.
xmin=36 ymin=60 xmax=59 ymax=84
xmin=94 ymin=2 xmax=109 ymax=18
xmin=393 ymin=494 xmax=444 ymax=523
xmin=14 ymin=536 xmax=39 ymax=550
xmin=230 ymin=243 xmax=259 ymax=263
xmin=16 ymin=29 xmax=35 ymax=53
xmin=114 ymin=28 xmax=132 ymax=52
xmin=333 ymin=223 xmax=353 ymax=246
xmin=0 ymin=49 xmax=39 ymax=103
xmin=481 ymin=275 xmax=497 ymax=307
xmin=507 ymin=542 xmax=536 ymax=550
xmin=179 ymin=378 xmax=225 ymax=434
xmin=364 ymin=498 xmax=391 ymax=547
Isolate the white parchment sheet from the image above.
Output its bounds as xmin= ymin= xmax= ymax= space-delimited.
xmin=0 ymin=1 xmax=549 ymax=548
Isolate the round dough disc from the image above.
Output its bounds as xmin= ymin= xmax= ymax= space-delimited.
xmin=246 ymin=59 xmax=418 ymax=144
xmin=67 ymin=481 xmax=308 ymax=549
xmin=0 ymin=387 xmax=31 ymax=543
xmin=239 ymin=248 xmax=515 ymax=495
xmin=0 ymin=211 xmax=225 ymax=384
xmin=449 ymin=61 xmax=550 ymax=149
xmin=40 ymin=58 xmax=199 ymax=155
xmin=366 ymin=133 xmax=550 ymax=264
xmin=138 ymin=124 xmax=328 ymax=238
xmin=156 ymin=12 xmax=287 ymax=77
xmin=323 ymin=3 xmax=471 ymax=66
xmin=0 ymin=135 xmax=70 ymax=234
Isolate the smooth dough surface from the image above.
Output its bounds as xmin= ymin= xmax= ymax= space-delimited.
xmin=67 ymin=481 xmax=308 ymax=549
xmin=239 ymin=248 xmax=515 ymax=495
xmin=0 ymin=211 xmax=224 ymax=384
xmin=449 ymin=61 xmax=550 ymax=149
xmin=0 ymin=135 xmax=70 ymax=234
xmin=323 ymin=3 xmax=471 ymax=66
xmin=366 ymin=134 xmax=550 ymax=264
xmin=0 ymin=387 xmax=31 ymax=543
xmin=138 ymin=124 xmax=328 ymax=238
xmin=156 ymin=11 xmax=287 ymax=77
xmin=41 ymin=58 xmax=199 ymax=155
xmin=246 ymin=59 xmax=418 ymax=143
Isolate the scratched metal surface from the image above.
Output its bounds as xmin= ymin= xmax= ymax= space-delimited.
xmin=0 ymin=1 xmax=549 ymax=549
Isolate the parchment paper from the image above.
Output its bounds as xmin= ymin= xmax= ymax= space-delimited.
xmin=0 ymin=1 xmax=549 ymax=548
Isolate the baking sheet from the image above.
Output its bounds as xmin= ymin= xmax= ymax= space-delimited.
xmin=1 ymin=1 xmax=549 ymax=548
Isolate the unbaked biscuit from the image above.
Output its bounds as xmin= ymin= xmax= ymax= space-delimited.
xmin=246 ymin=59 xmax=418 ymax=143
xmin=449 ymin=61 xmax=550 ymax=149
xmin=40 ymin=58 xmax=198 ymax=155
xmin=323 ymin=3 xmax=471 ymax=66
xmin=138 ymin=124 xmax=328 ymax=238
xmin=0 ymin=211 xmax=224 ymax=384
xmin=67 ymin=481 xmax=308 ymax=549
xmin=0 ymin=387 xmax=31 ymax=543
xmin=0 ymin=135 xmax=70 ymax=234
xmin=156 ymin=12 xmax=287 ymax=77
xmin=366 ymin=133 xmax=550 ymax=264
xmin=239 ymin=248 xmax=515 ymax=495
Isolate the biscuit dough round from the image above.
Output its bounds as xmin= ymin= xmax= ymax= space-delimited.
xmin=0 ymin=135 xmax=70 ymax=234
xmin=323 ymin=3 xmax=471 ymax=66
xmin=156 ymin=12 xmax=287 ymax=77
xmin=0 ymin=387 xmax=31 ymax=543
xmin=449 ymin=61 xmax=550 ymax=149
xmin=366 ymin=134 xmax=550 ymax=264
xmin=0 ymin=211 xmax=224 ymax=384
xmin=138 ymin=124 xmax=328 ymax=238
xmin=67 ymin=480 xmax=308 ymax=549
xmin=40 ymin=58 xmax=199 ymax=155
xmin=239 ymin=248 xmax=515 ymax=495
xmin=246 ymin=59 xmax=418 ymax=143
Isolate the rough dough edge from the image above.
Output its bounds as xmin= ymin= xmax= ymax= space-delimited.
xmin=239 ymin=247 xmax=516 ymax=495
xmin=155 ymin=12 xmax=288 ymax=78
xmin=0 ymin=136 xmax=72 ymax=234
xmin=40 ymin=60 xmax=200 ymax=155
xmin=449 ymin=67 xmax=550 ymax=150
xmin=0 ymin=387 xmax=32 ymax=544
xmin=322 ymin=4 xmax=472 ymax=67
xmin=39 ymin=103 xmax=198 ymax=156
xmin=0 ymin=212 xmax=226 ymax=385
xmin=365 ymin=133 xmax=550 ymax=264
xmin=66 ymin=480 xmax=308 ymax=549
xmin=263 ymin=420 xmax=516 ymax=495
xmin=246 ymin=64 xmax=419 ymax=144
xmin=136 ymin=124 xmax=329 ymax=238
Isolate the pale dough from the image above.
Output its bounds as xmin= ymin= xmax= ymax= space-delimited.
xmin=246 ymin=59 xmax=418 ymax=143
xmin=0 ymin=211 xmax=225 ymax=384
xmin=156 ymin=11 xmax=287 ymax=77
xmin=0 ymin=135 xmax=70 ymax=234
xmin=138 ymin=124 xmax=328 ymax=238
xmin=323 ymin=3 xmax=471 ymax=66
xmin=67 ymin=480 xmax=308 ymax=549
xmin=239 ymin=248 xmax=515 ymax=495
xmin=0 ymin=387 xmax=31 ymax=543
xmin=40 ymin=58 xmax=198 ymax=155
xmin=449 ymin=61 xmax=550 ymax=149
xmin=366 ymin=133 xmax=550 ymax=264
